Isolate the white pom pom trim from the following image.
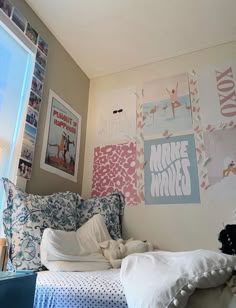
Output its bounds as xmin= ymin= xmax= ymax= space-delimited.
xmin=187 ymin=283 xmax=194 ymax=290
xmin=227 ymin=267 xmax=232 ymax=273
xmin=203 ymin=272 xmax=209 ymax=278
xmin=169 ymin=266 xmax=234 ymax=308
xmin=173 ymin=299 xmax=179 ymax=306
xmin=180 ymin=290 xmax=187 ymax=296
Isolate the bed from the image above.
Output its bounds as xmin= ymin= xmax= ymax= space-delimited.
xmin=2 ymin=179 xmax=236 ymax=308
xmin=33 ymin=269 xmax=236 ymax=308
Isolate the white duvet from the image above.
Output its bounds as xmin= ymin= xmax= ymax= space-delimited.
xmin=40 ymin=214 xmax=112 ymax=271
xmin=120 ymin=250 xmax=236 ymax=308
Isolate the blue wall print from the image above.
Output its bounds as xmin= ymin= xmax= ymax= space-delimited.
xmin=144 ymin=134 xmax=200 ymax=204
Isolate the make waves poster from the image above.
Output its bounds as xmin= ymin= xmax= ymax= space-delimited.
xmin=144 ymin=134 xmax=200 ymax=204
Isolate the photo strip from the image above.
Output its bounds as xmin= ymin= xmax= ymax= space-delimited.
xmin=3 ymin=1 xmax=49 ymax=180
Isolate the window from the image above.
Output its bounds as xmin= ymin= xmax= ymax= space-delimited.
xmin=0 ymin=18 xmax=35 ymax=212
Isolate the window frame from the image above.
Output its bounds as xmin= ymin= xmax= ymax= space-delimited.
xmin=0 ymin=10 xmax=36 ymax=184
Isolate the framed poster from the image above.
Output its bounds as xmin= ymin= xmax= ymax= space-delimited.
xmin=40 ymin=90 xmax=81 ymax=182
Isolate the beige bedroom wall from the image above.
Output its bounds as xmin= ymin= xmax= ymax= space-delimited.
xmin=12 ymin=0 xmax=90 ymax=195
xmin=83 ymin=41 xmax=236 ymax=252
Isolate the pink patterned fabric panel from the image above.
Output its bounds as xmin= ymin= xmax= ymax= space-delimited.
xmin=92 ymin=142 xmax=137 ymax=206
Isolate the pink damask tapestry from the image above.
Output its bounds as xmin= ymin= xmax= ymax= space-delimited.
xmin=92 ymin=142 xmax=137 ymax=206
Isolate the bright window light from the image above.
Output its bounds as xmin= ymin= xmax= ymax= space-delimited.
xmin=0 ymin=20 xmax=34 ymax=220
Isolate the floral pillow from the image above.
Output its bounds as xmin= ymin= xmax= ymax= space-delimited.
xmin=76 ymin=191 xmax=125 ymax=240
xmin=2 ymin=178 xmax=81 ymax=271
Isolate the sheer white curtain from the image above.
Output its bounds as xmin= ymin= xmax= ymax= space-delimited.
xmin=0 ymin=14 xmax=35 ymax=230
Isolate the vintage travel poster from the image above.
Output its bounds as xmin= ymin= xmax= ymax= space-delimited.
xmin=143 ymin=73 xmax=192 ymax=136
xmin=197 ymin=63 xmax=236 ymax=127
xmin=41 ymin=90 xmax=81 ymax=182
xmin=144 ymin=134 xmax=200 ymax=204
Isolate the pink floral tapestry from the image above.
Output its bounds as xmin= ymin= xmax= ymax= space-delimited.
xmin=92 ymin=142 xmax=137 ymax=206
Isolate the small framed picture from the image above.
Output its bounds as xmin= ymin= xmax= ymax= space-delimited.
xmin=26 ymin=106 xmax=39 ymax=128
xmin=36 ymin=49 xmax=47 ymax=69
xmin=12 ymin=7 xmax=26 ymax=32
xmin=31 ymin=76 xmax=43 ymax=98
xmin=18 ymin=158 xmax=32 ymax=179
xmin=21 ymin=143 xmax=34 ymax=163
xmin=0 ymin=0 xmax=13 ymax=17
xmin=26 ymin=23 xmax=38 ymax=44
xmin=24 ymin=123 xmax=37 ymax=146
xmin=29 ymin=91 xmax=41 ymax=112
xmin=33 ymin=62 xmax=45 ymax=82
xmin=38 ymin=36 xmax=48 ymax=56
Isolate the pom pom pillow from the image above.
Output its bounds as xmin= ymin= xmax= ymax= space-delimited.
xmin=120 ymin=249 xmax=236 ymax=308
xmin=2 ymin=178 xmax=81 ymax=271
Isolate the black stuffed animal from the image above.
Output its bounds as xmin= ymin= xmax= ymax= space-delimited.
xmin=218 ymin=224 xmax=236 ymax=255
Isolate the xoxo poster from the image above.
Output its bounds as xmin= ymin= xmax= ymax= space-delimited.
xmin=144 ymin=134 xmax=200 ymax=204
xmin=197 ymin=64 xmax=236 ymax=127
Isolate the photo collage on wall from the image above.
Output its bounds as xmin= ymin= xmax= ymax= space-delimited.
xmin=142 ymin=73 xmax=200 ymax=205
xmin=90 ymin=66 xmax=236 ymax=207
xmin=0 ymin=0 xmax=49 ymax=180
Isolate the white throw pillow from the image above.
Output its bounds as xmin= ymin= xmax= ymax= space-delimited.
xmin=41 ymin=214 xmax=111 ymax=271
xmin=120 ymin=250 xmax=236 ymax=308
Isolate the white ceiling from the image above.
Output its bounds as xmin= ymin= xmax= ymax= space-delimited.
xmin=26 ymin=0 xmax=236 ymax=78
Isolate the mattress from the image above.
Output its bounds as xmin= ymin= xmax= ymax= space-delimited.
xmin=34 ymin=269 xmax=236 ymax=308
xmin=33 ymin=270 xmax=128 ymax=308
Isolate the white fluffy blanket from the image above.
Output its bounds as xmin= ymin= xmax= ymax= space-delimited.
xmin=120 ymin=250 xmax=236 ymax=308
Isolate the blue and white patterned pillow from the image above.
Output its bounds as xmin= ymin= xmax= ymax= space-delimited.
xmin=77 ymin=192 xmax=125 ymax=240
xmin=2 ymin=178 xmax=81 ymax=271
